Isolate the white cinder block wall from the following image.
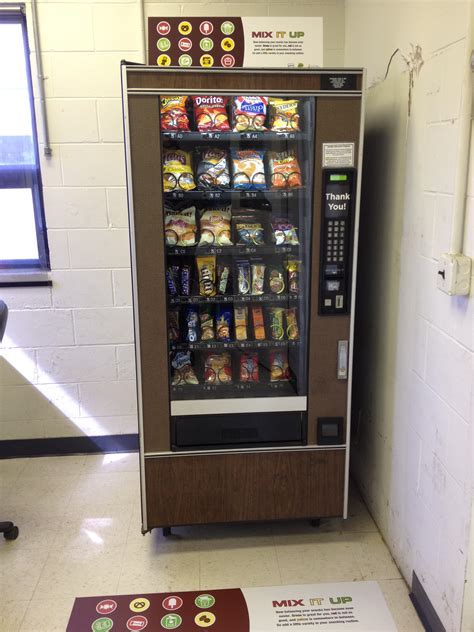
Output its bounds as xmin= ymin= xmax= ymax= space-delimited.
xmin=345 ymin=1 xmax=473 ymax=630
xmin=0 ymin=0 xmax=345 ymax=441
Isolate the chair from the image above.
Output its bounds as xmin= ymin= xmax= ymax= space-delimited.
xmin=0 ymin=300 xmax=19 ymax=541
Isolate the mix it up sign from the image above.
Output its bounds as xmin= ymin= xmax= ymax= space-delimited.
xmin=147 ymin=17 xmax=323 ymax=68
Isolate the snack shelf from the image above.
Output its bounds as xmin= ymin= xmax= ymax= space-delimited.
xmin=168 ymin=293 xmax=299 ymax=305
xmin=164 ymin=188 xmax=307 ymax=202
xmin=171 ymin=380 xmax=297 ymax=400
xmin=166 ymin=245 xmax=299 ymax=256
xmin=170 ymin=340 xmax=301 ymax=351
xmin=162 ymin=131 xmax=309 ymax=143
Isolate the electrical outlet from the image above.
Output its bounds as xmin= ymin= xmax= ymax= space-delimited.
xmin=437 ymin=253 xmax=472 ymax=296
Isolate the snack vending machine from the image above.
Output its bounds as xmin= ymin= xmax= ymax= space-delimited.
xmin=122 ymin=66 xmax=364 ymax=533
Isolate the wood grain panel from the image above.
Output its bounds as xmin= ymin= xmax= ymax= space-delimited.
xmin=127 ymin=69 xmax=323 ymax=92
xmin=145 ymin=449 xmax=345 ymax=527
xmin=127 ymin=95 xmax=170 ymax=452
xmin=307 ymin=97 xmax=362 ymax=445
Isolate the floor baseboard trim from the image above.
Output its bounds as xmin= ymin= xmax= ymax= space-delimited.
xmin=0 ymin=434 xmax=139 ymax=459
xmin=409 ymin=571 xmax=445 ymax=632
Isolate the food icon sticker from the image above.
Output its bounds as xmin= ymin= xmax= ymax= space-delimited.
xmin=178 ymin=54 xmax=192 ymax=67
xmin=221 ymin=38 xmax=235 ymax=52
xmin=200 ymin=38 xmax=214 ymax=52
xmin=157 ymin=21 xmax=171 ymax=36
xmin=129 ymin=597 xmax=150 ymax=613
xmin=162 ymin=596 xmax=183 ymax=611
xmin=200 ymin=54 xmax=214 ymax=68
xmin=200 ymin=21 xmax=214 ymax=35
xmin=195 ymin=594 xmax=216 ymax=608
xmin=157 ymin=54 xmax=171 ymax=67
xmin=91 ymin=618 xmax=113 ymax=632
xmin=157 ymin=38 xmax=171 ymax=51
xmin=194 ymin=612 xmax=216 ymax=627
xmin=178 ymin=21 xmax=192 ymax=35
xmin=161 ymin=613 xmax=182 ymax=629
xmin=221 ymin=21 xmax=235 ymax=35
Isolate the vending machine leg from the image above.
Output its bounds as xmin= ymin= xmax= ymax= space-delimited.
xmin=162 ymin=527 xmax=172 ymax=537
xmin=310 ymin=519 xmax=321 ymax=528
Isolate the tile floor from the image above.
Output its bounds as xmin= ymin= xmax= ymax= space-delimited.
xmin=0 ymin=452 xmax=424 ymax=631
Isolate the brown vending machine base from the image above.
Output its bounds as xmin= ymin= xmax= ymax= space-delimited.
xmin=143 ymin=449 xmax=345 ymax=530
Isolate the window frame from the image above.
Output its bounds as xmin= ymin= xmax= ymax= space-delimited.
xmin=0 ymin=9 xmax=50 ymax=272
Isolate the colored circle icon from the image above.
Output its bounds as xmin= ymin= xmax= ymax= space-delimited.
xmin=157 ymin=21 xmax=171 ymax=36
xmin=157 ymin=38 xmax=171 ymax=51
xmin=221 ymin=54 xmax=235 ymax=68
xmin=161 ymin=613 xmax=182 ymax=629
xmin=200 ymin=38 xmax=214 ymax=52
xmin=162 ymin=596 xmax=183 ymax=611
xmin=221 ymin=21 xmax=235 ymax=35
xmin=178 ymin=37 xmax=192 ymax=52
xmin=200 ymin=21 xmax=214 ymax=35
xmin=92 ymin=618 xmax=113 ymax=632
xmin=129 ymin=597 xmax=150 ymax=613
xmin=194 ymin=612 xmax=216 ymax=627
xmin=178 ymin=21 xmax=192 ymax=35
xmin=157 ymin=54 xmax=171 ymax=67
xmin=195 ymin=594 xmax=216 ymax=608
xmin=200 ymin=54 xmax=214 ymax=68
xmin=127 ymin=615 xmax=148 ymax=631
xmin=96 ymin=600 xmax=117 ymax=615
xmin=178 ymin=54 xmax=192 ymax=67
xmin=221 ymin=37 xmax=235 ymax=52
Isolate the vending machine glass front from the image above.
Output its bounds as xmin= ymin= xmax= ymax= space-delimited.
xmin=160 ymin=92 xmax=315 ymax=449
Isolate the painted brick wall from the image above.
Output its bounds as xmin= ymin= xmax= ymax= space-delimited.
xmin=345 ymin=1 xmax=473 ymax=630
xmin=0 ymin=0 xmax=344 ymax=441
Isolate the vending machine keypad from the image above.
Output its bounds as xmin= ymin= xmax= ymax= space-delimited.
xmin=319 ymin=170 xmax=355 ymax=315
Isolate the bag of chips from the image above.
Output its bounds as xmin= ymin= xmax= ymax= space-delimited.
xmin=204 ymin=352 xmax=233 ymax=384
xmin=236 ymin=260 xmax=251 ymax=295
xmin=268 ymin=263 xmax=285 ymax=294
xmin=163 ymin=149 xmax=196 ymax=192
xmin=269 ymin=350 xmax=290 ymax=381
xmin=286 ymin=260 xmax=301 ymax=294
xmin=268 ymin=98 xmax=300 ymax=132
xmin=252 ymin=306 xmax=266 ymax=340
xmin=286 ymin=307 xmax=299 ymax=340
xmin=197 ymin=148 xmax=230 ymax=189
xmin=240 ymin=352 xmax=259 ymax=382
xmin=198 ymin=207 xmax=232 ymax=246
xmin=215 ymin=305 xmax=232 ymax=341
xmin=235 ymin=218 xmax=265 ymax=246
xmin=217 ymin=263 xmax=231 ymax=295
xmin=160 ymin=96 xmax=190 ymax=132
xmin=234 ymin=306 xmax=248 ymax=341
xmin=271 ymin=219 xmax=299 ymax=245
xmin=171 ymin=351 xmax=199 ymax=385
xmin=168 ymin=309 xmax=180 ymax=341
xmin=233 ymin=96 xmax=268 ymax=132
xmin=192 ymin=96 xmax=231 ymax=132
xmin=251 ymin=261 xmax=265 ymax=295
xmin=269 ymin=307 xmax=285 ymax=340
xmin=164 ymin=206 xmax=197 ymax=246
xmin=268 ymin=150 xmax=302 ymax=189
xmin=232 ymin=149 xmax=266 ymax=190
xmin=197 ymin=255 xmax=217 ymax=297
xmin=200 ymin=306 xmax=215 ymax=341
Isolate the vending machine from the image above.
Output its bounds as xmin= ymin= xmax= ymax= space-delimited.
xmin=121 ymin=65 xmax=364 ymax=533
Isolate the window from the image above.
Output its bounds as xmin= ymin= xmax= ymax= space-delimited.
xmin=0 ymin=9 xmax=49 ymax=270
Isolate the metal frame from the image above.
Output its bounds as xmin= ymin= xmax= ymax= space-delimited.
xmin=0 ymin=8 xmax=50 ymax=271
xmin=121 ymin=64 xmax=365 ymax=530
xmin=343 ymin=69 xmax=366 ymax=518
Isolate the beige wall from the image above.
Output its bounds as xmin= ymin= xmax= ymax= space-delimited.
xmin=345 ymin=1 xmax=474 ymax=630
